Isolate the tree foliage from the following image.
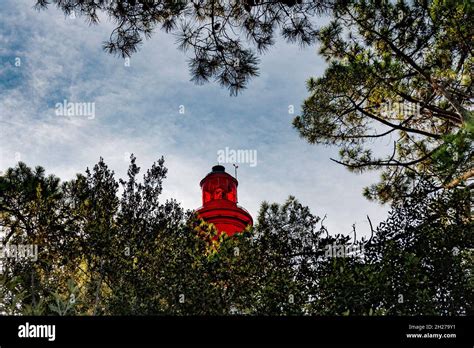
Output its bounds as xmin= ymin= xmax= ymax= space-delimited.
xmin=364 ymin=179 xmax=473 ymax=315
xmin=34 ymin=0 xmax=330 ymax=95
xmin=294 ymin=0 xmax=473 ymax=203
xmin=1 ymin=159 xmax=471 ymax=315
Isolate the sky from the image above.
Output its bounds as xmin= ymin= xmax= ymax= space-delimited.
xmin=0 ymin=0 xmax=389 ymax=236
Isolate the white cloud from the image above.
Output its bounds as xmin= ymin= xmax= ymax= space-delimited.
xmin=0 ymin=0 xmax=389 ymax=237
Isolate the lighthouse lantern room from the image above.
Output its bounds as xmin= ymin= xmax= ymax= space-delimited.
xmin=196 ymin=165 xmax=253 ymax=236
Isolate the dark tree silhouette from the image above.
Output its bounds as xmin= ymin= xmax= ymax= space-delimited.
xmin=1 ymin=160 xmax=471 ymax=315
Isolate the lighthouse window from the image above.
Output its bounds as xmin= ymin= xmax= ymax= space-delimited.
xmin=203 ymin=190 xmax=211 ymax=204
xmin=226 ymin=184 xmax=236 ymax=202
xmin=214 ymin=187 xmax=224 ymax=200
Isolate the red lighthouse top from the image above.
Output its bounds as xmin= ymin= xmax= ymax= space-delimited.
xmin=196 ymin=165 xmax=253 ymax=236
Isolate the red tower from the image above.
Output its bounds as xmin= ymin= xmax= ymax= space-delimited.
xmin=196 ymin=165 xmax=253 ymax=236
